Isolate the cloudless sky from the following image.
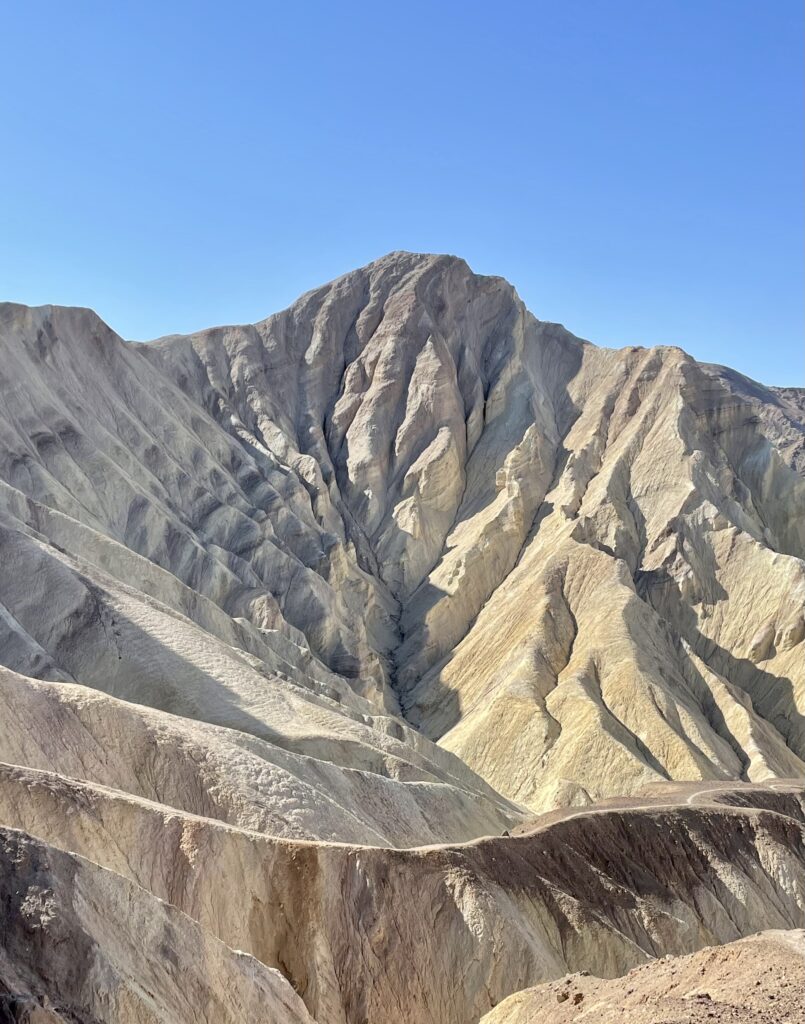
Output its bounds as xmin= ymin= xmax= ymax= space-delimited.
xmin=1 ymin=1 xmax=802 ymax=384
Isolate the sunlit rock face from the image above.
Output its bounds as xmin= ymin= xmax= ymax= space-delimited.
xmin=0 ymin=253 xmax=802 ymax=1023
xmin=479 ymin=928 xmax=805 ymax=1024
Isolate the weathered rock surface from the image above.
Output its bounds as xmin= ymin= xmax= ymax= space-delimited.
xmin=0 ymin=767 xmax=802 ymax=1024
xmin=0 ymin=252 xmax=803 ymax=1022
xmin=0 ymin=665 xmax=517 ymax=847
xmin=480 ymin=929 xmax=805 ymax=1023
xmin=0 ymin=825 xmax=315 ymax=1024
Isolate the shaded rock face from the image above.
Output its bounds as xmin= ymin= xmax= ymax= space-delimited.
xmin=0 ymin=826 xmax=315 ymax=1024
xmin=0 ymin=252 xmax=803 ymax=1023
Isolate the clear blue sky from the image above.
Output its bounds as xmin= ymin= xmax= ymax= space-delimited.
xmin=1 ymin=1 xmax=802 ymax=385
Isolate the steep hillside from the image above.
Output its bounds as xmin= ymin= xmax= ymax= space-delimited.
xmin=142 ymin=252 xmax=805 ymax=807
xmin=0 ymin=825 xmax=315 ymax=1024
xmin=2 ymin=256 xmax=803 ymax=815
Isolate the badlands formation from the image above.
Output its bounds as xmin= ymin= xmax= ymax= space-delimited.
xmin=0 ymin=251 xmax=802 ymax=1021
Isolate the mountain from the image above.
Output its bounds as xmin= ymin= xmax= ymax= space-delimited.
xmin=0 ymin=252 xmax=802 ymax=1022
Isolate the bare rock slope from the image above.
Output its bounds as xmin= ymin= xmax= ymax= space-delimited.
xmin=0 ymin=252 xmax=803 ymax=1022
xmin=2 ymin=252 xmax=804 ymax=815
xmin=0 ymin=768 xmax=802 ymax=1024
xmin=0 ymin=825 xmax=315 ymax=1024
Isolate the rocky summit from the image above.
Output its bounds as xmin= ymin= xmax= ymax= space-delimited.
xmin=0 ymin=251 xmax=802 ymax=1023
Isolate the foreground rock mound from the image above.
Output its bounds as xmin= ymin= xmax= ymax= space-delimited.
xmin=480 ymin=930 xmax=805 ymax=1023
